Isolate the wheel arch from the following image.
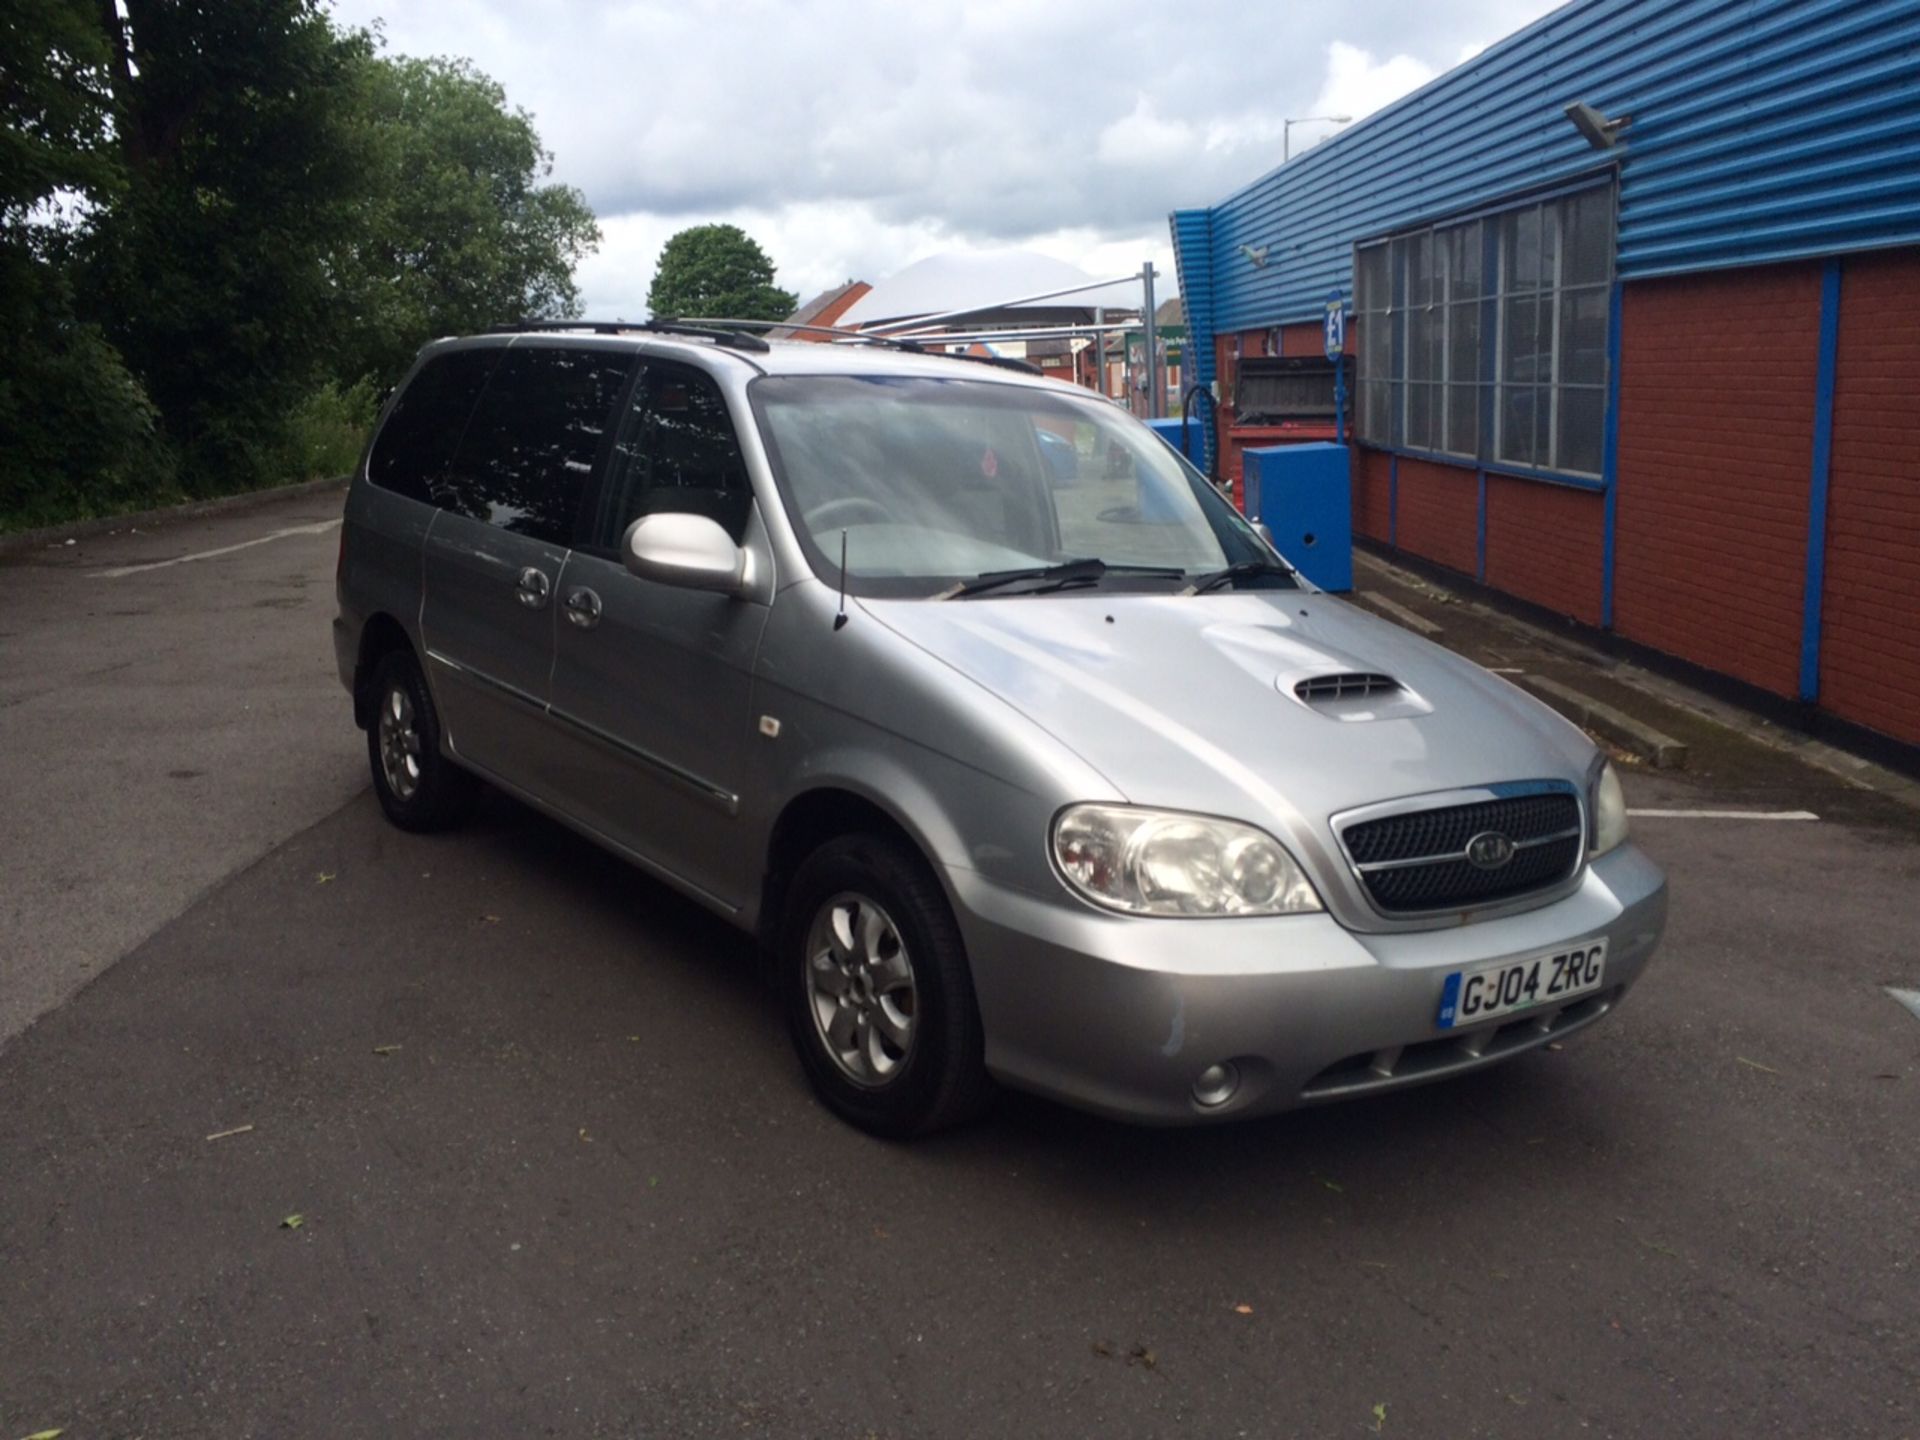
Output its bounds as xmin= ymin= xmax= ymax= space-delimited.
xmin=758 ymin=784 xmax=951 ymax=950
xmin=352 ymin=612 xmax=417 ymax=730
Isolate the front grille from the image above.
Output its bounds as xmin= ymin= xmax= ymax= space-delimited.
xmin=1294 ymin=672 xmax=1399 ymax=703
xmin=1341 ymin=789 xmax=1582 ymax=915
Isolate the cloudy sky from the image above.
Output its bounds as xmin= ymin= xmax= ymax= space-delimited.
xmin=324 ymin=0 xmax=1564 ymax=316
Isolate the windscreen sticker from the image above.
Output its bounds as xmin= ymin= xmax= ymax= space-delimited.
xmin=980 ymin=447 xmax=999 ymax=478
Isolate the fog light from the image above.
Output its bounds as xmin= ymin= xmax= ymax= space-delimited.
xmin=1193 ymin=1061 xmax=1240 ymax=1108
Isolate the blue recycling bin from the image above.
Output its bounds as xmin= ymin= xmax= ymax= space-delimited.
xmin=1143 ymin=417 xmax=1207 ymax=467
xmin=1242 ymin=443 xmax=1352 ymax=592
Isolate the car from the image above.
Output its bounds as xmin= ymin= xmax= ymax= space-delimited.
xmin=333 ymin=322 xmax=1667 ymax=1138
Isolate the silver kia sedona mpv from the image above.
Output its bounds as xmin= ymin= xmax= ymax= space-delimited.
xmin=334 ymin=324 xmax=1667 ymax=1137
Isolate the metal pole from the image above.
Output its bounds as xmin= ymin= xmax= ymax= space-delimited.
xmin=1141 ymin=262 xmax=1161 ymax=420
xmin=1092 ymin=306 xmax=1105 ymax=396
xmin=1283 ymin=119 xmax=1292 ymax=163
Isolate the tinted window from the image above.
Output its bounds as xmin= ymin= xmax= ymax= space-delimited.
xmin=367 ymin=348 xmax=499 ymax=503
xmin=444 ymin=345 xmax=634 ymax=544
xmin=590 ymin=363 xmax=752 ymax=547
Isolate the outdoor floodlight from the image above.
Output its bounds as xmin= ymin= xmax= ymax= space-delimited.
xmin=1564 ymin=100 xmax=1630 ymax=149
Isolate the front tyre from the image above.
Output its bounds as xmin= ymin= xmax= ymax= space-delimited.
xmin=366 ymin=649 xmax=479 ymax=832
xmin=781 ymin=834 xmax=993 ymax=1138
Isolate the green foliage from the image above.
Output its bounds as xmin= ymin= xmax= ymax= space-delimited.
xmin=0 ymin=0 xmax=119 ymax=221
xmin=79 ymin=0 xmax=377 ymax=495
xmin=276 ymin=378 xmax=380 ymax=484
xmin=1 ymin=3 xmax=600 ymax=530
xmin=0 ymin=279 xmax=176 ymax=532
xmin=330 ymin=56 xmax=601 ymax=388
xmin=646 ymin=224 xmax=796 ymax=322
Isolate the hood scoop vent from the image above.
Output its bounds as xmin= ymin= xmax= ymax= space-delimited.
xmin=1286 ymin=671 xmax=1431 ymax=722
xmin=1294 ymin=672 xmax=1400 ymax=703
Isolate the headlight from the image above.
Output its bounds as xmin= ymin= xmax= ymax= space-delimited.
xmin=1051 ymin=804 xmax=1322 ymax=916
xmin=1590 ymin=760 xmax=1629 ymax=857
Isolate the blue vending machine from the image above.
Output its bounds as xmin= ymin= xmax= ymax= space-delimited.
xmin=1241 ymin=443 xmax=1352 ymax=592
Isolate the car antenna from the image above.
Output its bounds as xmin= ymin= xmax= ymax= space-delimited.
xmin=833 ymin=529 xmax=850 ymax=631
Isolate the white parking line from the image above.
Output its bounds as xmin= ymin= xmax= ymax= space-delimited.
xmin=1886 ymin=988 xmax=1920 ymax=1024
xmin=1626 ymin=809 xmax=1820 ymax=821
xmin=93 ymin=519 xmax=342 ymax=578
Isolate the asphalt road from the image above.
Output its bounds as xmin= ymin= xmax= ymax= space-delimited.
xmin=3 ymin=492 xmax=1917 ymax=1438
xmin=0 ymin=490 xmax=364 ymax=1046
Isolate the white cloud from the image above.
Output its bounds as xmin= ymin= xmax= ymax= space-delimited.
xmin=1097 ymin=97 xmax=1198 ymax=169
xmin=327 ymin=0 xmax=1566 ymax=313
xmin=1307 ymin=41 xmax=1443 ymax=137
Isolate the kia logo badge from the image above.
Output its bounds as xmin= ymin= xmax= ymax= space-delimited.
xmin=1466 ymin=831 xmax=1516 ymax=870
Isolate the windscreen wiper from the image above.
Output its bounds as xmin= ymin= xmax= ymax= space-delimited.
xmin=1182 ymin=559 xmax=1299 ymax=595
xmin=941 ymin=558 xmax=1184 ymax=600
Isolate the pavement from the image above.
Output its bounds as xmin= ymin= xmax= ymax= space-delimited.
xmin=3 ymin=491 xmax=1917 ymax=1438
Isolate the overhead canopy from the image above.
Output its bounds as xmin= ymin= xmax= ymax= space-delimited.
xmin=836 ymin=249 xmax=1152 ymax=329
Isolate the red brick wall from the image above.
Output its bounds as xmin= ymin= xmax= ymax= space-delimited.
xmin=1485 ymin=477 xmax=1605 ymax=626
xmin=1393 ymin=455 xmax=1478 ymax=577
xmin=1821 ymin=251 xmax=1920 ymax=746
xmin=1354 ymin=447 xmax=1392 ymax=542
xmin=1612 ymin=263 xmax=1823 ymax=698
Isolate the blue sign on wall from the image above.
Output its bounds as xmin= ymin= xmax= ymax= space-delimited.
xmin=1323 ymin=291 xmax=1346 ymax=360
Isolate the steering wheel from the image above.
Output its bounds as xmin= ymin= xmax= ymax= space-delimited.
xmin=804 ymin=496 xmax=891 ymax=531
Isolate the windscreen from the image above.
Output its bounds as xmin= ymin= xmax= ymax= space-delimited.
xmin=752 ymin=374 xmax=1273 ymax=597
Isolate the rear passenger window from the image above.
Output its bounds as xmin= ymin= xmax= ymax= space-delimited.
xmin=591 ymin=362 xmax=753 ymax=547
xmin=444 ymin=346 xmax=635 ymax=545
xmin=368 ymin=348 xmax=499 ymax=503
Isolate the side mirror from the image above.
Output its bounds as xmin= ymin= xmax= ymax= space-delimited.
xmin=622 ymin=512 xmax=749 ymax=596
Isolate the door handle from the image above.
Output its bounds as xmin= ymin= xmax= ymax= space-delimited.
xmin=516 ymin=567 xmax=551 ymax=610
xmin=564 ymin=586 xmax=603 ymax=629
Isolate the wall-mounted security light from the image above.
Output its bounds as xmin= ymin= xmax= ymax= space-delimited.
xmin=1238 ymin=244 xmax=1270 ymax=269
xmin=1564 ymin=100 xmax=1630 ymax=149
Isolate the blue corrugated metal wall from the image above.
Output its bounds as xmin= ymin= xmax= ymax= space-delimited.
xmin=1171 ymin=0 xmax=1920 ymax=346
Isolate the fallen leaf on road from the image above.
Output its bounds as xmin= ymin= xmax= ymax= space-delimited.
xmin=1125 ymin=1343 xmax=1156 ymax=1370
xmin=1315 ymin=1174 xmax=1345 ymax=1193
xmin=1091 ymin=1340 xmax=1113 ymax=1358
xmin=1232 ymin=1303 xmax=1253 ymax=1315
xmin=872 ymin=1225 xmax=890 ymax=1239
xmin=20 ymin=1428 xmax=65 ymax=1439
xmin=578 ymin=1128 xmax=592 ymax=1143
xmin=1736 ymin=1056 xmax=1780 ymax=1074
xmin=314 ymin=872 xmax=335 ymax=885
xmin=281 ymin=1214 xmax=304 ymax=1230
xmin=1546 ymin=1041 xmax=1564 ymax=1052
xmin=1641 ymin=1238 xmax=1679 ymax=1258
xmin=1370 ymin=1401 xmax=1388 ymax=1432
xmin=205 ymin=1124 xmax=254 ymax=1142
xmin=372 ymin=1044 xmax=401 ymax=1056
xmin=1359 ymin=1260 xmax=1390 ymax=1270
xmin=481 ymin=914 xmax=501 ymax=924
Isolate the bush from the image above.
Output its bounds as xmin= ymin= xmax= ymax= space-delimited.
xmin=277 ymin=377 xmax=379 ymax=483
xmin=0 ymin=320 xmax=179 ymax=533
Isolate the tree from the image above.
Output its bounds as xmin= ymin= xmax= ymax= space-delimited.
xmin=0 ymin=0 xmax=170 ymax=526
xmin=646 ymin=224 xmax=795 ymax=321
xmin=329 ymin=55 xmax=601 ymax=388
xmin=80 ymin=0 xmax=377 ymax=491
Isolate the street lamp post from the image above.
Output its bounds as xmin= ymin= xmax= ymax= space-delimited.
xmin=1283 ymin=114 xmax=1352 ymax=162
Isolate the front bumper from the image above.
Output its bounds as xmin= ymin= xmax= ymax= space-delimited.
xmin=951 ymin=843 xmax=1667 ymax=1124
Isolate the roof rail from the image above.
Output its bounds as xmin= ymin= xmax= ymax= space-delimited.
xmin=488 ymin=318 xmax=771 ymax=354
xmin=683 ymin=317 xmax=1044 ymax=375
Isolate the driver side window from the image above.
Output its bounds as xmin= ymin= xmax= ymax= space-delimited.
xmin=591 ymin=361 xmax=752 ymax=549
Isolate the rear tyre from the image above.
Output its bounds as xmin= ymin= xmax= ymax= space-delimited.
xmin=781 ymin=833 xmax=994 ymax=1138
xmin=366 ymin=649 xmax=479 ymax=832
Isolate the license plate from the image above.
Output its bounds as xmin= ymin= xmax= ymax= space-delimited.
xmin=1436 ymin=939 xmax=1607 ymax=1029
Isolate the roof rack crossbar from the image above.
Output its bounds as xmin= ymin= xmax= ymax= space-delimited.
xmin=488 ymin=317 xmax=771 ymax=354
xmin=684 ymin=316 xmax=1044 ymax=375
